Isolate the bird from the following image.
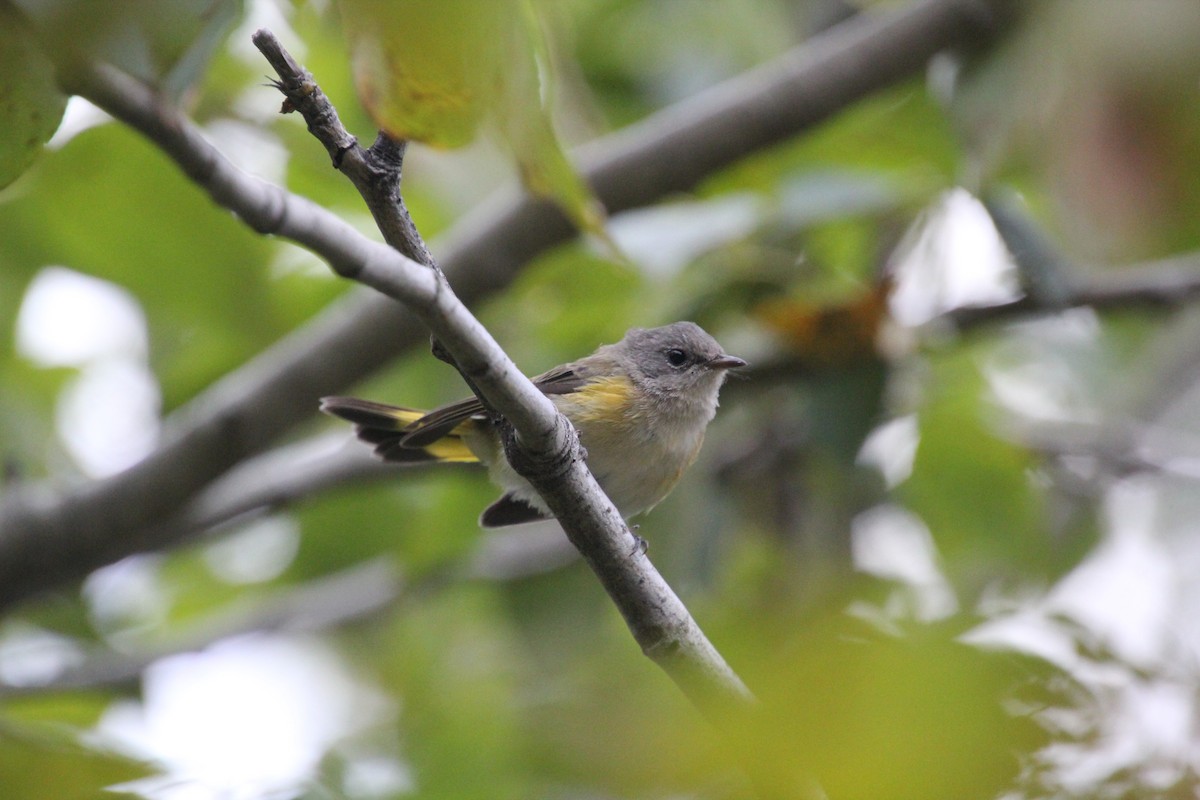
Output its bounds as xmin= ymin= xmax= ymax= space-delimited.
xmin=321 ymin=321 xmax=745 ymax=527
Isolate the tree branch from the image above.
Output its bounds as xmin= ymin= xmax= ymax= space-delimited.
xmin=254 ymin=35 xmax=438 ymax=271
xmin=0 ymin=0 xmax=1004 ymax=610
xmin=251 ymin=31 xmax=491 ymax=397
xmin=948 ymin=254 xmax=1200 ymax=329
xmin=247 ymin=29 xmax=755 ymax=710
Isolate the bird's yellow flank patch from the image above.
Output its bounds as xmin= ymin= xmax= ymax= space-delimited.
xmin=561 ymin=375 xmax=635 ymax=425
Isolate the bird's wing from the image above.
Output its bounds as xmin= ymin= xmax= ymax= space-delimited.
xmin=531 ymin=365 xmax=591 ymax=395
xmin=399 ymin=364 xmax=592 ymax=447
xmin=397 ymin=395 xmax=487 ymax=447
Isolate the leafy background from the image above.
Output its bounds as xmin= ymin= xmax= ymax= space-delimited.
xmin=2 ymin=1 xmax=1200 ymax=799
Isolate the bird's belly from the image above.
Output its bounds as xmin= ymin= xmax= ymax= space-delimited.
xmin=575 ymin=418 xmax=704 ymax=518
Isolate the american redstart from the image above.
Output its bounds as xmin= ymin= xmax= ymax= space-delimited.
xmin=321 ymin=321 xmax=745 ymax=527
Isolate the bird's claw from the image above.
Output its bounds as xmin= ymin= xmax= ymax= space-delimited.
xmin=628 ymin=525 xmax=648 ymax=556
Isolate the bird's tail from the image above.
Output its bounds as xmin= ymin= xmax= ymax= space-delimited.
xmin=320 ymin=396 xmax=479 ymax=463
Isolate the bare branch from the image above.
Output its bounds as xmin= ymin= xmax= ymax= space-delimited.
xmin=253 ymin=34 xmax=437 ymax=271
xmin=174 ymin=436 xmax=404 ymax=532
xmin=249 ymin=29 xmax=755 ymax=710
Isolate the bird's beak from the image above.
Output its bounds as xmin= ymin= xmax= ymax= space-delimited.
xmin=706 ymin=354 xmax=747 ymax=370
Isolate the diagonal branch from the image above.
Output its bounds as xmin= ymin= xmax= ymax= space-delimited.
xmin=248 ymin=28 xmax=755 ymax=711
xmin=0 ymin=0 xmax=1005 ymax=611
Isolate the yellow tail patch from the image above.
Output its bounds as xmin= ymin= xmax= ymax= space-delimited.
xmin=392 ymin=410 xmax=479 ymax=463
xmin=321 ymin=397 xmax=481 ymax=464
xmin=421 ymin=434 xmax=478 ymax=463
xmin=381 ymin=408 xmax=425 ymax=428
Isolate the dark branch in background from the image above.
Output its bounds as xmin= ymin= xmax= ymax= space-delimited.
xmin=1066 ymin=256 xmax=1200 ymax=309
xmin=964 ymin=196 xmax=1200 ymax=495
xmin=173 ymin=438 xmax=401 ymax=533
xmin=0 ymin=531 xmax=579 ymax=698
xmin=983 ymin=190 xmax=1075 ymax=307
xmin=0 ymin=559 xmax=403 ymax=697
xmin=948 ymin=218 xmax=1200 ymax=330
xmin=950 ymin=251 xmax=1200 ymax=323
xmin=0 ymin=0 xmax=1005 ymax=608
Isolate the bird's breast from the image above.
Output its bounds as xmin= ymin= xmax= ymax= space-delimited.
xmin=552 ymin=377 xmax=711 ymax=517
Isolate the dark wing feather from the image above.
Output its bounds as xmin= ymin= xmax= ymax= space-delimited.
xmin=480 ymin=493 xmax=552 ymax=527
xmin=400 ymin=396 xmax=488 ymax=447
xmin=401 ymin=365 xmax=591 ymax=447
xmin=531 ymin=366 xmax=589 ymax=396
xmin=320 ymin=396 xmax=414 ymax=429
xmin=322 ymin=396 xmax=449 ymax=462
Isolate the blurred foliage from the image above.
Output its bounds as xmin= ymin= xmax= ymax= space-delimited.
xmin=3 ymin=1 xmax=1200 ymax=799
xmin=9 ymin=0 xmax=241 ymax=96
xmin=729 ymin=609 xmax=1057 ymax=800
xmin=337 ymin=0 xmax=608 ymax=238
xmin=0 ymin=695 xmax=151 ymax=800
xmin=950 ymin=0 xmax=1200 ymax=260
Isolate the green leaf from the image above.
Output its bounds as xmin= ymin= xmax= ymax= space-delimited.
xmin=336 ymin=0 xmax=608 ymax=239
xmin=0 ymin=3 xmax=67 ymax=189
xmin=338 ymin=0 xmax=496 ymax=148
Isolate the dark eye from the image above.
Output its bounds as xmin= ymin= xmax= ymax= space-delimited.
xmin=665 ymin=348 xmax=688 ymax=367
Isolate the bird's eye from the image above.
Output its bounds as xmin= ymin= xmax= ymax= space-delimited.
xmin=665 ymin=348 xmax=688 ymax=367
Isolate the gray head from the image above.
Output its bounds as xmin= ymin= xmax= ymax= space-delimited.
xmin=616 ymin=321 xmax=745 ymax=404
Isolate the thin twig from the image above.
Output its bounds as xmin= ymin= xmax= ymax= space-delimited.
xmin=255 ymin=31 xmax=486 ymax=389
xmin=255 ymin=35 xmax=490 ymax=395
xmin=255 ymin=33 xmax=438 ymax=271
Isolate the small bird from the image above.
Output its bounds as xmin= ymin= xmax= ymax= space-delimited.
xmin=321 ymin=322 xmax=745 ymax=527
